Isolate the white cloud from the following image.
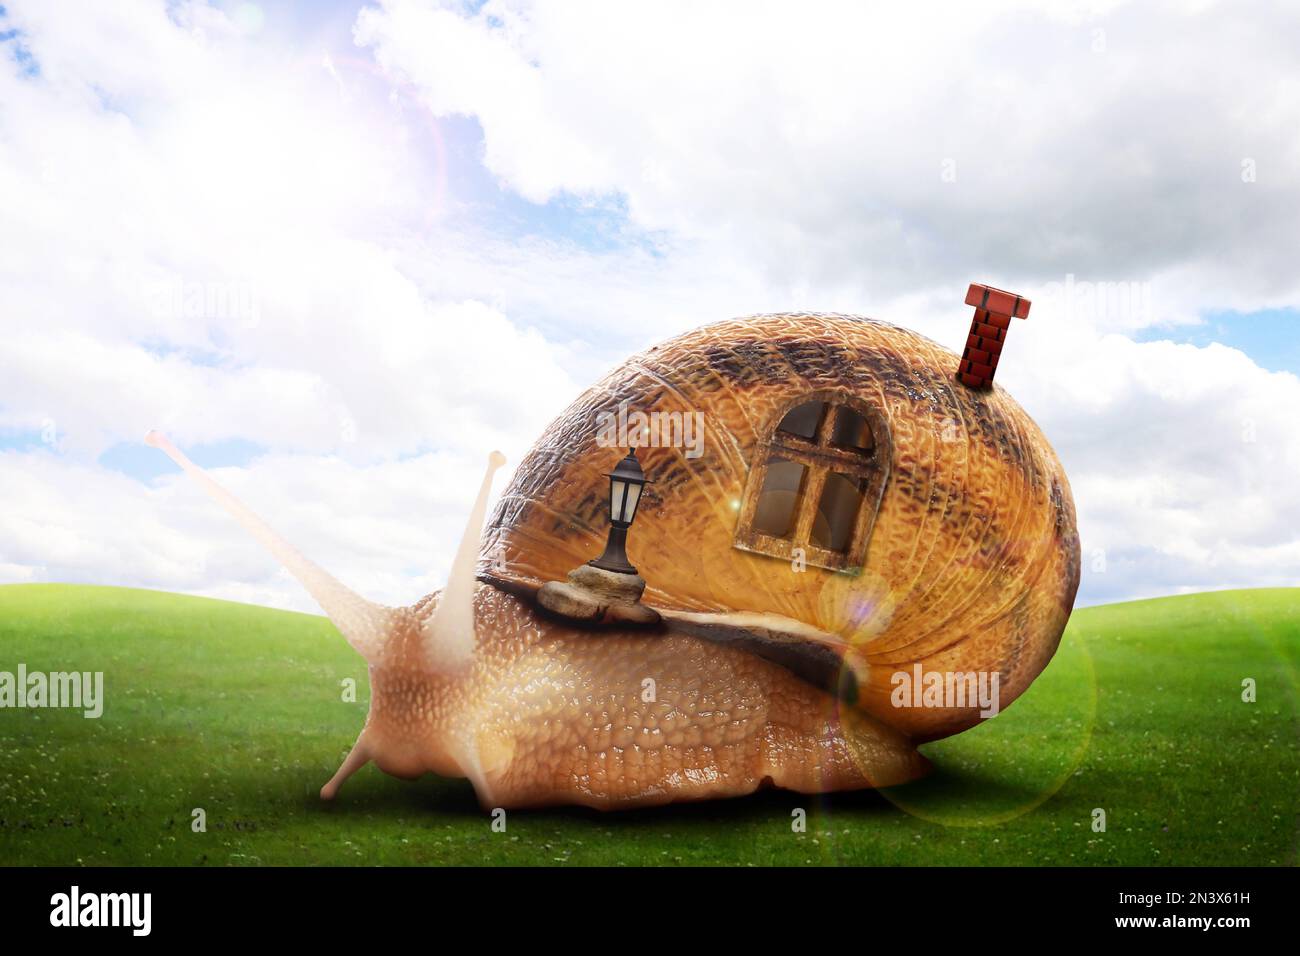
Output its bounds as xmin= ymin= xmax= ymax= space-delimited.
xmin=357 ymin=0 xmax=1300 ymax=315
xmin=0 ymin=446 xmax=495 ymax=611
xmin=1018 ymin=333 xmax=1300 ymax=602
xmin=1 ymin=0 xmax=1298 ymax=614
xmin=0 ymin=0 xmax=581 ymax=610
xmin=0 ymin=0 xmax=581 ymax=462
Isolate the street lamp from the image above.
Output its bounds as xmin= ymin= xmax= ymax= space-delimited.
xmin=588 ymin=449 xmax=648 ymax=574
xmin=537 ymin=447 xmax=659 ymax=626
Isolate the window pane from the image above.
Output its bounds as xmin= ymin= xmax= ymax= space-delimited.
xmin=811 ymin=472 xmax=867 ymax=552
xmin=830 ymin=406 xmax=873 ymax=453
xmin=752 ymin=457 xmax=807 ymax=539
xmin=776 ymin=401 xmax=824 ymax=440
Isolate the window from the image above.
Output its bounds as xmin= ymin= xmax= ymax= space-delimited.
xmin=733 ymin=394 xmax=890 ymax=572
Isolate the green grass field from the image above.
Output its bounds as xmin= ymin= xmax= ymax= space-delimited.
xmin=0 ymin=583 xmax=1296 ymax=866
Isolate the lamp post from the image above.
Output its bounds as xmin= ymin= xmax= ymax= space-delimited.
xmin=537 ymin=447 xmax=659 ymax=626
xmin=588 ymin=449 xmax=648 ymax=575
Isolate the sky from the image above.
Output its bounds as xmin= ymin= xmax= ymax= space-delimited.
xmin=0 ymin=0 xmax=1298 ymax=614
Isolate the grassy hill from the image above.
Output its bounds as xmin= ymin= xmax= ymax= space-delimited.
xmin=0 ymin=583 xmax=1296 ymax=866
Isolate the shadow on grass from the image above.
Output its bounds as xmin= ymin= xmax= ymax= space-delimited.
xmin=287 ymin=757 xmax=1061 ymax=826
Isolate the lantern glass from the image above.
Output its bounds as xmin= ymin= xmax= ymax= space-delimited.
xmin=610 ymin=477 xmax=642 ymax=525
xmin=621 ymin=481 xmax=642 ymax=523
xmin=609 ymin=478 xmax=626 ymax=523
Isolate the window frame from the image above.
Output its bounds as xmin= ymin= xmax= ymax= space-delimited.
xmin=732 ymin=390 xmax=891 ymax=573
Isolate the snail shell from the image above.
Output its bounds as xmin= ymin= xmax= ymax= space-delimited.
xmin=481 ymin=313 xmax=1080 ymax=742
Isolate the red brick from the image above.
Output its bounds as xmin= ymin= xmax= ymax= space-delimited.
xmin=975 ymin=308 xmax=1013 ymax=330
xmin=967 ymin=332 xmax=1004 ymax=355
xmin=963 ymin=345 xmax=997 ymax=365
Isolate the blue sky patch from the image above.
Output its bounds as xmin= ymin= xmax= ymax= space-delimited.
xmin=0 ymin=8 xmax=39 ymax=79
xmin=1137 ymin=308 xmax=1300 ymax=377
xmin=102 ymin=437 xmax=268 ymax=483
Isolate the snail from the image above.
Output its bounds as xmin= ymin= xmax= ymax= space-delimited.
xmin=148 ymin=312 xmax=1079 ymax=810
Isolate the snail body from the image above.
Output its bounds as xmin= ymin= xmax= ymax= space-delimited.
xmin=361 ymin=584 xmax=925 ymax=808
xmin=150 ymin=312 xmax=1079 ymax=810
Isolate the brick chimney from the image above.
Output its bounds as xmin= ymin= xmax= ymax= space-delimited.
xmin=957 ymin=283 xmax=1031 ymax=389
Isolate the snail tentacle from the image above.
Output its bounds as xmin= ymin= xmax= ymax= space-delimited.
xmin=144 ymin=429 xmax=397 ymax=663
xmin=420 ymin=450 xmax=506 ymax=673
xmin=319 ymin=732 xmax=371 ymax=801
